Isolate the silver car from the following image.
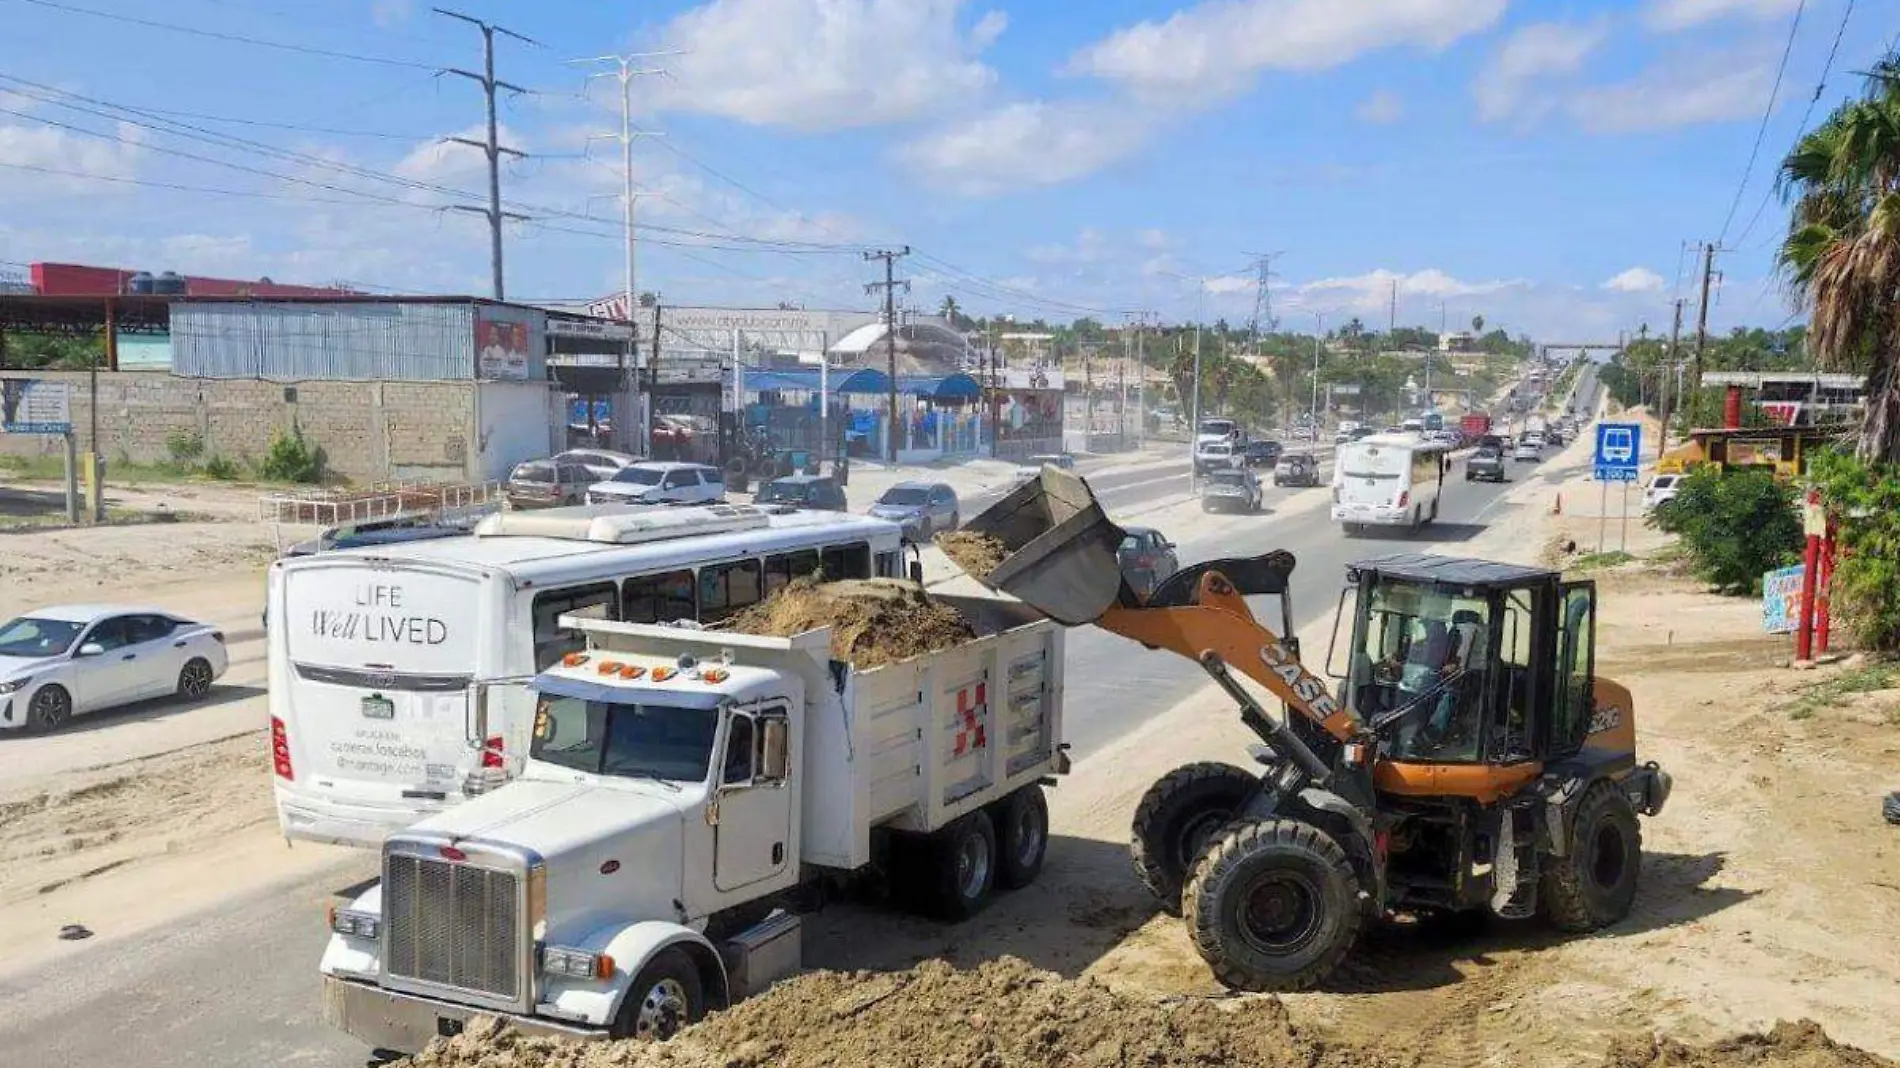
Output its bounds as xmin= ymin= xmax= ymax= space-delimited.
xmin=869 ymin=481 xmax=959 ymax=541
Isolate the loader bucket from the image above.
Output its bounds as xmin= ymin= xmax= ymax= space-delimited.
xmin=957 ymin=465 xmax=1129 ymax=625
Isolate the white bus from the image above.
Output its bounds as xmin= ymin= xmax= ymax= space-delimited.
xmin=1331 ymin=434 xmax=1448 ymax=535
xmin=267 ymin=504 xmax=905 ymax=848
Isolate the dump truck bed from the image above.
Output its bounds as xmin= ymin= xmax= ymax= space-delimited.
xmin=565 ymin=591 xmax=1064 ymax=872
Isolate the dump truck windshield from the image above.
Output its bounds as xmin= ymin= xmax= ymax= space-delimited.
xmin=531 ymin=695 xmax=721 ymax=783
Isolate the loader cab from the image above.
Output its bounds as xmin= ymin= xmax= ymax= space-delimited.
xmin=1330 ymin=554 xmax=1598 ymax=796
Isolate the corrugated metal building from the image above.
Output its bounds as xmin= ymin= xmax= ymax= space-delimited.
xmin=169 ymin=298 xmax=546 ymax=382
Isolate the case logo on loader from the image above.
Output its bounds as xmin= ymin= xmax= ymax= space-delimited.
xmin=1588 ymin=704 xmax=1621 ymax=734
xmin=1259 ymin=640 xmax=1340 ymax=719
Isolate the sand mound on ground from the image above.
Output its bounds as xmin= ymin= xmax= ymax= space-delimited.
xmin=398 ymin=957 xmax=1401 ymax=1068
xmin=1604 ymin=1020 xmax=1894 ymax=1068
xmin=725 ymin=577 xmax=975 ymax=669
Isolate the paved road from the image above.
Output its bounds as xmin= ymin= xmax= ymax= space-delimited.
xmin=0 ymin=395 xmax=1598 ymax=1066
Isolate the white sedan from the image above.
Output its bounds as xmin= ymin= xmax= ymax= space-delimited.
xmin=0 ymin=605 xmax=229 ymax=733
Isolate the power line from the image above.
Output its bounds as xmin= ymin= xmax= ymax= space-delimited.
xmin=1717 ymin=0 xmax=1806 ymax=242
xmin=7 ymin=0 xmax=438 ymax=69
xmin=1733 ymin=0 xmax=1858 ymax=247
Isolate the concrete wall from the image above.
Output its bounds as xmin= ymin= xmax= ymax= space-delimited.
xmin=0 ymin=371 xmax=558 ymax=484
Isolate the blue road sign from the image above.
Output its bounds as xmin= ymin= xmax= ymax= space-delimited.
xmin=1594 ymin=422 xmax=1641 ymax=482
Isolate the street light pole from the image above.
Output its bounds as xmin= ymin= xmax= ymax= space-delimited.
xmin=1311 ymin=311 xmax=1323 ymax=430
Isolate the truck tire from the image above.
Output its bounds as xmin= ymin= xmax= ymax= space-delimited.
xmin=611 ymin=947 xmax=704 ymax=1041
xmin=1183 ymin=818 xmax=1362 ymax=992
xmin=1131 ymin=762 xmax=1259 ymax=914
xmin=1541 ymin=781 xmax=1641 ymax=933
xmin=996 ymin=785 xmax=1048 ymax=890
xmin=923 ymin=812 xmax=998 ymax=921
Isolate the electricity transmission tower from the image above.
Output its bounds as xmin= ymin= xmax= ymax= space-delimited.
xmin=436 ymin=8 xmax=536 ymax=299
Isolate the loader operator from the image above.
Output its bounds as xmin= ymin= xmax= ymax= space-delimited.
xmin=1369 ymin=595 xmax=1489 ymax=760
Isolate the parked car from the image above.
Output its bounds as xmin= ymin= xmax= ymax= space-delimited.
xmin=1274 ymin=452 xmax=1322 ymax=487
xmin=1513 ymin=439 xmax=1542 ymax=463
xmin=0 ymin=606 xmax=229 ymax=733
xmin=754 ymin=474 xmax=847 ymax=512
xmin=1643 ymin=474 xmax=1682 ymax=510
xmin=551 ymin=448 xmax=639 ymax=481
xmin=1242 ymin=440 xmax=1283 ymax=468
xmin=587 ymin=462 xmax=726 ymax=505
xmin=1117 ymin=527 xmax=1179 ymax=598
xmin=1201 ymin=467 xmax=1263 ymax=513
xmin=505 ymin=459 xmax=594 ymax=509
xmin=869 ymin=481 xmax=959 ymax=541
xmin=1466 ymin=444 xmax=1507 ymax=482
xmin=1028 ymin=452 xmax=1076 ymax=470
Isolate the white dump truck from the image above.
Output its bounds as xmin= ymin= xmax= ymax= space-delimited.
xmin=319 ymin=588 xmax=1067 ymax=1052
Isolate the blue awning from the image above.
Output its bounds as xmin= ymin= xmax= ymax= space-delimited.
xmin=740 ymin=367 xmax=891 ymax=396
xmin=899 ymin=373 xmax=981 ymax=401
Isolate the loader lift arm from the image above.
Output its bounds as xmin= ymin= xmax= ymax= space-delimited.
xmin=957 ymin=467 xmax=1364 ymax=754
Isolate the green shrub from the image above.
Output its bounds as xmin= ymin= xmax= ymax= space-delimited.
xmin=201 ymin=454 xmax=241 ymax=481
xmin=1809 ymin=451 xmax=1900 ymax=652
xmin=257 ymin=425 xmax=325 ymax=484
xmin=165 ymin=429 xmax=205 ymax=464
xmin=1649 ymin=468 xmax=1802 ymax=595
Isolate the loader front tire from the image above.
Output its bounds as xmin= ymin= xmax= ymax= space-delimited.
xmin=1541 ymin=781 xmax=1641 ymax=932
xmin=1130 ymin=762 xmax=1259 ymax=914
xmin=1183 ymin=818 xmax=1362 ymax=992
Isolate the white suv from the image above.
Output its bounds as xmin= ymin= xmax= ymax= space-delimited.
xmin=587 ymin=462 xmax=726 ymax=506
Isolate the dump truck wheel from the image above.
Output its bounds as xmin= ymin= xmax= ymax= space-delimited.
xmin=925 ymin=812 xmax=998 ymax=921
xmin=612 ymin=947 xmax=705 ymax=1041
xmin=1131 ymin=762 xmax=1260 ymax=915
xmin=1541 ymin=781 xmax=1641 ymax=932
xmin=1184 ymin=818 xmax=1362 ymax=992
xmin=996 ymin=785 xmax=1048 ymax=890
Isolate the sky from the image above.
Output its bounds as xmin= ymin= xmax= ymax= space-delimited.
xmin=0 ymin=0 xmax=1892 ymax=340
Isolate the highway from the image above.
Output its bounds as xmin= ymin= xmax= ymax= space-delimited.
xmin=0 ymin=380 xmax=1597 ymax=1066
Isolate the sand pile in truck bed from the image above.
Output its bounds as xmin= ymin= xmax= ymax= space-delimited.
xmin=935 ymin=529 xmax=1008 ymax=578
xmin=396 ymin=957 xmax=1407 ymax=1068
xmin=725 ymin=577 xmax=975 ymax=669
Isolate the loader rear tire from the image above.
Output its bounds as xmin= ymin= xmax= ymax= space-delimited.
xmin=1130 ymin=762 xmax=1259 ymax=914
xmin=1541 ymin=781 xmax=1641 ymax=933
xmin=1184 ymin=818 xmax=1361 ymax=992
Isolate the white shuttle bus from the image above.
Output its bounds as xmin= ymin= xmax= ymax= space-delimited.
xmin=268 ymin=504 xmax=906 ymax=848
xmin=1331 ymin=434 xmax=1447 ymax=536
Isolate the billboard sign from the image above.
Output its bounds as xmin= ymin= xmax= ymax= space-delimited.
xmin=475 ymin=317 xmax=529 ymax=381
xmin=0 ymin=379 xmax=73 ymax=434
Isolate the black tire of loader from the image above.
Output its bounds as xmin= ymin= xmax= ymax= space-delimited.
xmin=1541 ymin=780 xmax=1642 ymax=932
xmin=1130 ymin=762 xmax=1259 ymax=915
xmin=1183 ymin=818 xmax=1362 ymax=992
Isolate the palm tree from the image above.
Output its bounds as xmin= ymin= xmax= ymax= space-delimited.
xmin=1776 ymin=54 xmax=1900 ymax=460
xmin=938 ymin=295 xmax=963 ymax=329
xmin=1471 ymin=314 xmax=1485 ymax=335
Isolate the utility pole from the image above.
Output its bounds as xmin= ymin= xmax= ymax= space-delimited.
xmin=988 ymin=322 xmax=1000 ymax=458
xmin=436 ymin=8 xmax=535 ymax=300
xmin=647 ymin=301 xmax=663 ymax=458
xmin=1690 ymin=242 xmax=1718 ymax=427
xmin=571 ymin=55 xmax=668 ymax=339
xmin=1659 ymin=298 xmax=1684 ymax=454
xmin=863 ymin=248 xmax=910 ymax=462
xmin=1388 ymin=278 xmax=1398 ymax=334
xmin=1312 ymin=311 xmax=1324 ymax=429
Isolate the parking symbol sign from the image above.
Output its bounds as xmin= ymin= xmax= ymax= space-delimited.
xmin=1594 ymin=423 xmax=1641 ymax=482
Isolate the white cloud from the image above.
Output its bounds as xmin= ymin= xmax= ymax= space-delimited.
xmin=1024 ymin=227 xmax=1112 ymax=266
xmin=1066 ymin=0 xmax=1505 ymax=103
xmin=1203 ymin=275 xmax=1256 ymax=295
xmin=0 ymin=117 xmax=145 ymax=196
xmin=1354 ymin=88 xmax=1405 ymax=125
xmin=1642 ymin=0 xmax=1802 ymax=32
xmin=392 ymin=125 xmax=528 ymax=192
xmin=370 ymin=0 xmax=413 ymax=28
xmin=897 ymin=100 xmax=1158 ymax=195
xmin=1473 ymin=20 xmax=1609 ymax=124
xmin=1603 ymin=267 xmax=1667 ymax=293
xmin=652 ymin=0 xmax=1003 ymax=131
xmin=1568 ymin=52 xmax=1774 ymax=133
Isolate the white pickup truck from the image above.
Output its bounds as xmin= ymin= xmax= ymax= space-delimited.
xmin=319 ymin=589 xmax=1066 ymax=1052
